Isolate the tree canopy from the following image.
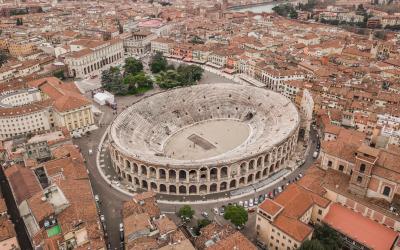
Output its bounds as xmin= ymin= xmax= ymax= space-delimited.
xmin=272 ymin=4 xmax=297 ymax=19
xmin=101 ymin=67 xmax=127 ymax=95
xmin=124 ymin=57 xmax=143 ymax=76
xmin=155 ymin=64 xmax=204 ymax=89
xmin=299 ymin=224 xmax=343 ymax=250
xmin=0 ymin=51 xmax=9 ymax=67
xmin=223 ymin=205 xmax=248 ymax=227
xmin=313 ymin=224 xmax=343 ymax=250
xmin=299 ymin=239 xmax=325 ymax=250
xmin=150 ymin=52 xmax=168 ymax=73
xmin=178 ymin=205 xmax=195 ymax=220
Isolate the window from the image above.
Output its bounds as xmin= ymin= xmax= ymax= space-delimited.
xmin=357 ymin=176 xmax=362 ymax=183
xmin=338 ymin=165 xmax=344 ymax=172
xmin=360 ymin=164 xmax=366 ymax=173
xmin=383 ymin=186 xmax=391 ymax=196
xmin=327 ymin=161 xmax=333 ymax=167
xmin=318 ymin=209 xmax=322 ymax=215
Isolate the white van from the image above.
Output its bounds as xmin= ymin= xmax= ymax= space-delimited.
xmin=313 ymin=151 xmax=318 ymax=158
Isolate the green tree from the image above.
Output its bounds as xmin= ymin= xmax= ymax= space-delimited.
xmin=178 ymin=205 xmax=195 ymax=220
xmin=132 ymin=72 xmax=153 ymax=88
xmin=101 ymin=67 xmax=127 ymax=95
xmin=299 ymin=239 xmax=325 ymax=250
xmin=150 ymin=52 xmax=168 ymax=73
xmin=313 ymin=224 xmax=343 ymax=250
xmin=289 ymin=9 xmax=298 ymax=19
xmin=0 ymin=51 xmax=9 ymax=67
xmin=223 ymin=205 xmax=248 ymax=227
xmin=124 ymin=57 xmax=143 ymax=76
xmin=123 ymin=74 xmax=137 ymax=94
xmin=176 ymin=64 xmax=204 ymax=85
xmin=53 ymin=69 xmax=65 ymax=80
xmin=194 ymin=219 xmax=211 ymax=235
xmin=155 ymin=70 xmax=180 ymax=89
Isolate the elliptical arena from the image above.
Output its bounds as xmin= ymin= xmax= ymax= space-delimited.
xmin=108 ymin=83 xmax=300 ymax=196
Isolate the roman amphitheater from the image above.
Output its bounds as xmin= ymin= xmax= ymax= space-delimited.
xmin=108 ymin=83 xmax=300 ymax=196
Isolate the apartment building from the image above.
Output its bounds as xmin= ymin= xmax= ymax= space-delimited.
xmin=256 ymin=184 xmax=330 ymax=250
xmin=0 ymin=77 xmax=94 ymax=139
xmin=65 ymin=39 xmax=124 ymax=79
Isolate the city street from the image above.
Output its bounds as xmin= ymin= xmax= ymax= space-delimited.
xmin=73 ymin=67 xmax=319 ymax=249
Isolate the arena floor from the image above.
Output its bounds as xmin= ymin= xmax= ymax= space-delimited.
xmin=163 ymin=119 xmax=250 ymax=160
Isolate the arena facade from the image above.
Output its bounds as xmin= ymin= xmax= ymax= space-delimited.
xmin=109 ymin=83 xmax=300 ymax=196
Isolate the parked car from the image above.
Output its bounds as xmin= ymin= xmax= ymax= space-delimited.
xmin=100 ymin=215 xmax=105 ymax=223
xmin=94 ymin=194 xmax=100 ymax=203
xmin=313 ymin=151 xmax=318 ymax=158
xmin=249 ymin=198 xmax=254 ymax=207
xmin=277 ymin=186 xmax=283 ymax=193
xmin=201 ymin=212 xmax=209 ymax=218
xmin=238 ymin=201 xmax=244 ymax=207
xmin=220 ymin=206 xmax=225 ymax=216
xmin=244 ymin=200 xmax=249 ymax=208
xmin=254 ymin=198 xmax=259 ymax=205
xmin=213 ymin=207 xmax=219 ymax=215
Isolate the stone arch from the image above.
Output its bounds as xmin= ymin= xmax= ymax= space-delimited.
xmin=220 ymin=182 xmax=227 ymax=191
xmin=210 ymin=183 xmax=217 ymax=192
xmin=141 ymin=165 xmax=147 ymax=176
xmin=189 ymin=185 xmax=197 ymax=194
xmin=133 ymin=163 xmax=138 ymax=173
xmin=220 ymin=166 xmax=228 ymax=178
xmin=160 ymin=184 xmax=167 ymax=193
xmin=257 ymin=157 xmax=262 ymax=168
xmin=210 ymin=168 xmax=218 ymax=180
xmin=249 ymin=159 xmax=255 ymax=170
xmin=149 ymin=167 xmax=156 ymax=178
xmin=169 ymin=170 xmax=176 ymax=181
xmin=269 ymin=164 xmax=274 ymax=173
xmin=179 ymin=185 xmax=187 ymax=194
xmin=169 ymin=185 xmax=177 ymax=194
xmin=200 ymin=167 xmax=208 ymax=181
xmin=127 ymin=174 xmax=132 ymax=183
xmin=230 ymin=179 xmax=236 ymax=188
xmin=189 ymin=170 xmax=197 ymax=181
xmin=142 ymin=180 xmax=148 ymax=190
xmin=179 ymin=170 xmax=187 ymax=181
xmin=240 ymin=162 xmax=246 ymax=174
xmin=150 ymin=182 xmax=157 ymax=191
xmin=280 ymin=158 xmax=285 ymax=166
xmin=134 ymin=177 xmax=140 ymax=185
xmin=263 ymin=168 xmax=268 ymax=177
xmin=122 ymin=172 xmax=126 ymax=179
xmin=199 ymin=184 xmax=207 ymax=193
xmin=255 ymin=171 xmax=261 ymax=180
xmin=239 ymin=177 xmax=245 ymax=186
xmin=125 ymin=159 xmax=131 ymax=170
xmin=264 ymin=153 xmax=269 ymax=165
xmin=159 ymin=169 xmax=166 ymax=180
xmin=247 ymin=174 xmax=254 ymax=183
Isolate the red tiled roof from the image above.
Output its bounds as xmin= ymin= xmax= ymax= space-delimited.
xmin=4 ymin=165 xmax=42 ymax=205
xmin=324 ymin=204 xmax=398 ymax=250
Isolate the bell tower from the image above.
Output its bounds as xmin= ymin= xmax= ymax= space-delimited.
xmin=348 ymin=145 xmax=379 ymax=197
